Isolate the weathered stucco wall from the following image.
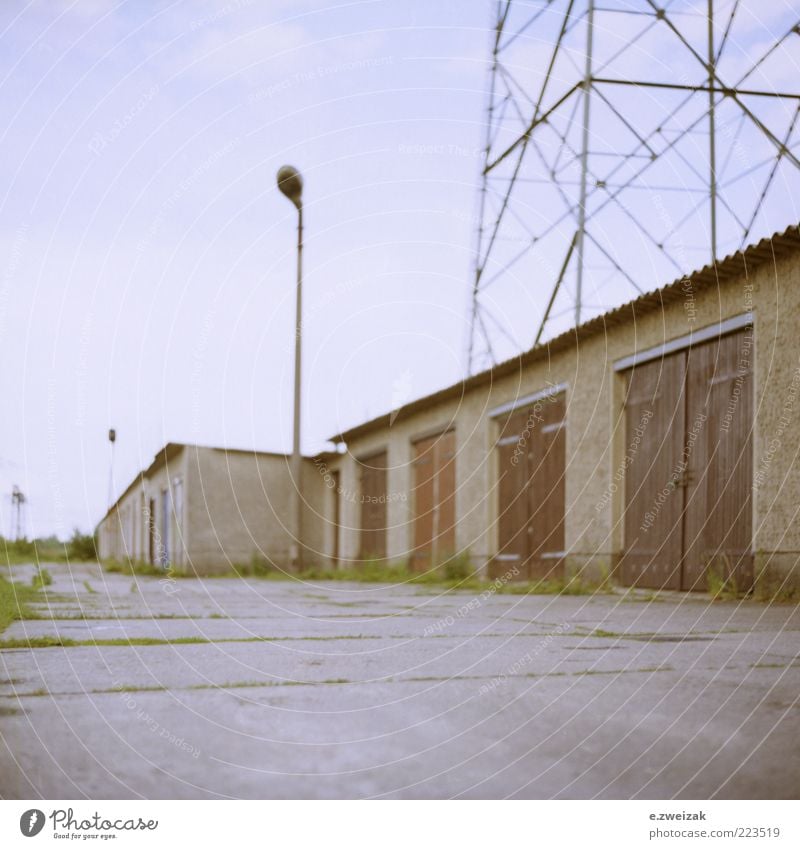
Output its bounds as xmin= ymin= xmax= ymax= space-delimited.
xmin=335 ymin=248 xmax=800 ymax=593
xmin=749 ymin=252 xmax=800 ymax=592
xmin=183 ymin=447 xmax=331 ymax=573
xmin=98 ymin=446 xmax=334 ymax=574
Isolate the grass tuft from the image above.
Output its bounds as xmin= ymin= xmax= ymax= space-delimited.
xmin=32 ymin=568 xmax=52 ymax=589
xmin=104 ymin=558 xmax=172 ymax=577
xmin=706 ymin=558 xmax=744 ymax=601
xmin=0 ymin=575 xmax=41 ymax=635
xmin=100 ymin=553 xmax=616 ymax=596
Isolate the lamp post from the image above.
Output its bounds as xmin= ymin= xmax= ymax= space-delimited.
xmin=107 ymin=428 xmax=116 ymax=509
xmin=276 ymin=165 xmax=304 ymax=570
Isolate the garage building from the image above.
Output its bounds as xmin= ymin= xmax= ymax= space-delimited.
xmin=325 ymin=225 xmax=800 ymax=596
xmin=97 ymin=443 xmax=334 ymax=574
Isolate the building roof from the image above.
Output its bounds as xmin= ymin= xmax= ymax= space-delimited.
xmin=330 ymin=223 xmax=800 ymax=444
xmin=98 ymin=441 xmax=328 ymax=527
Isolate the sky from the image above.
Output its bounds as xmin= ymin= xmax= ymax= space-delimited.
xmin=0 ymin=0 xmax=797 ymax=538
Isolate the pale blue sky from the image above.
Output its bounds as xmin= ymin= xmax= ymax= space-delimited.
xmin=0 ymin=0 xmax=797 ymax=538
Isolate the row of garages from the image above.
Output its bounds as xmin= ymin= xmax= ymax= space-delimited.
xmin=97 ymin=444 xmax=327 ymax=572
xmin=98 ymin=225 xmax=800 ymax=594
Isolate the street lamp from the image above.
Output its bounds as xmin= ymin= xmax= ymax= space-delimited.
xmin=107 ymin=427 xmax=117 ymax=509
xmin=276 ymin=164 xmax=304 ymax=570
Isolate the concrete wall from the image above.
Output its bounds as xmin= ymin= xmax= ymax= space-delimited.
xmin=332 ymin=251 xmax=800 ymax=593
xmin=749 ymin=253 xmax=800 ymax=594
xmin=98 ymin=445 xmax=335 ymax=574
xmin=181 ymin=447 xmax=333 ymax=574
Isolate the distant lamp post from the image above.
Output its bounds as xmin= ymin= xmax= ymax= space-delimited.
xmin=107 ymin=428 xmax=116 ymax=509
xmin=11 ymin=485 xmax=26 ymax=541
xmin=276 ymin=165 xmax=304 ymax=570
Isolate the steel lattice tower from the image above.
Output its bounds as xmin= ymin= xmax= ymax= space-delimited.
xmin=467 ymin=0 xmax=800 ymax=373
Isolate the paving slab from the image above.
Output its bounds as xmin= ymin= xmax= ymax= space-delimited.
xmin=1 ymin=562 xmax=798 ymax=799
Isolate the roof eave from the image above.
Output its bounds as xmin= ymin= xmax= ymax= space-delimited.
xmin=330 ymin=223 xmax=800 ymax=444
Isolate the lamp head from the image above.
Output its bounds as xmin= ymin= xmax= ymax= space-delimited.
xmin=276 ymin=165 xmax=303 ymax=209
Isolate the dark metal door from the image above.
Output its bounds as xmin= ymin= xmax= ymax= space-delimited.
xmin=495 ymin=394 xmax=566 ymax=580
xmin=411 ymin=430 xmax=456 ymax=572
xmin=148 ymin=498 xmax=156 ymax=565
xmin=160 ymin=488 xmax=170 ymax=567
xmin=358 ymin=451 xmax=387 ymax=560
xmin=621 ymin=354 xmax=686 ymax=589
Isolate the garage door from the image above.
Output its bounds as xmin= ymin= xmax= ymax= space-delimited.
xmin=358 ymin=451 xmax=388 ymax=560
xmin=494 ymin=392 xmax=566 ymax=581
xmin=411 ymin=429 xmax=456 ymax=572
xmin=621 ymin=328 xmax=753 ymax=591
xmin=330 ymin=470 xmax=341 ymax=565
xmin=620 ymin=354 xmax=686 ymax=589
xmin=683 ymin=331 xmax=754 ymax=589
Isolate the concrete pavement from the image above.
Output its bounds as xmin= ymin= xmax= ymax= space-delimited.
xmin=1 ymin=562 xmax=798 ymax=799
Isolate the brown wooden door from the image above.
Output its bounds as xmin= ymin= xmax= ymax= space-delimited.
xmin=621 ymin=328 xmax=754 ymax=591
xmin=411 ymin=430 xmax=456 ymax=572
xmin=495 ymin=408 xmax=533 ymax=578
xmin=620 ymin=355 xmax=687 ymax=589
xmin=528 ymin=395 xmax=566 ymax=580
xmin=411 ymin=437 xmax=434 ymax=571
xmin=436 ymin=430 xmax=456 ymax=561
xmin=495 ymin=394 xmax=566 ymax=580
xmin=682 ymin=331 xmax=754 ymax=591
xmin=330 ymin=470 xmax=341 ymax=565
xmin=358 ymin=451 xmax=387 ymax=560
